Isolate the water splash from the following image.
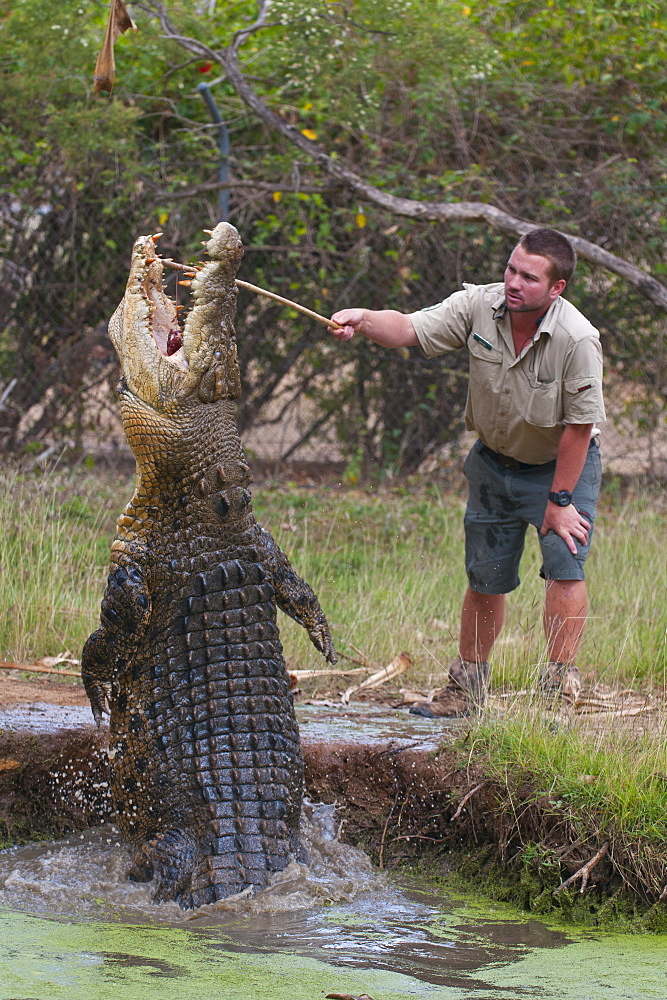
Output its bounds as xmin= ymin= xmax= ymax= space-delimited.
xmin=0 ymin=802 xmax=379 ymax=923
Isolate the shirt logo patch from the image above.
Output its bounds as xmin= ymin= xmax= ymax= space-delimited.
xmin=577 ymin=384 xmax=592 ymax=392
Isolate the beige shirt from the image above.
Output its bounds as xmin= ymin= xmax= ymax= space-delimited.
xmin=410 ymin=282 xmax=606 ymax=465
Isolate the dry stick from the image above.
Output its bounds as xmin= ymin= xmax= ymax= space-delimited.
xmin=450 ymin=781 xmax=487 ymax=822
xmin=553 ymin=841 xmax=610 ymax=894
xmin=236 ymin=279 xmax=345 ymax=331
xmin=386 ymin=834 xmax=449 ymax=845
xmin=0 ymin=661 xmax=80 ymax=679
xmin=290 ymin=666 xmax=367 ymax=679
xmin=658 ymin=884 xmax=667 ymax=903
xmin=158 ymin=258 xmax=345 ymax=331
xmin=378 ymin=791 xmax=402 ymax=870
xmin=348 ymin=643 xmax=381 ymax=667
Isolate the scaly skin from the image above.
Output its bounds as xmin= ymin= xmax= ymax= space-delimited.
xmin=81 ymin=223 xmax=335 ymax=908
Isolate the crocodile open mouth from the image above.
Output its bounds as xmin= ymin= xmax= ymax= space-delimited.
xmin=140 ymin=233 xmax=196 ymax=371
xmin=112 ymin=222 xmax=244 ymax=408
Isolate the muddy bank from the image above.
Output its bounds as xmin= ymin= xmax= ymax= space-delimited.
xmin=1 ymin=681 xmax=667 ymax=930
xmin=304 ymin=742 xmax=667 ymax=931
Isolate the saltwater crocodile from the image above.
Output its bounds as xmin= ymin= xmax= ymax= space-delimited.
xmin=81 ymin=222 xmax=335 ymax=908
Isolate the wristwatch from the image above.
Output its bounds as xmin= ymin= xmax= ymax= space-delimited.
xmin=548 ymin=490 xmax=573 ymax=507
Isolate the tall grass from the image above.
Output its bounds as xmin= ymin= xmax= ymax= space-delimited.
xmin=253 ymin=480 xmax=667 ymax=693
xmin=1 ymin=465 xmax=665 ymax=695
xmin=0 ymin=467 xmax=125 ymax=661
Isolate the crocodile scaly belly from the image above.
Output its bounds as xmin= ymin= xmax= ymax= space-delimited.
xmin=109 ymin=557 xmax=303 ymax=908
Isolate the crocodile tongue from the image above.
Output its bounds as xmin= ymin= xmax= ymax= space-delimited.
xmin=109 ymin=222 xmax=243 ymax=411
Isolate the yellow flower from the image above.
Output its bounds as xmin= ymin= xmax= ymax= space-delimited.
xmin=462 ymin=5 xmax=471 ymax=15
xmin=301 ymin=128 xmax=318 ymax=140
xmin=158 ymin=211 xmax=169 ymax=226
xmin=273 ymin=191 xmax=283 ymax=203
xmin=356 ymin=213 xmax=367 ymax=228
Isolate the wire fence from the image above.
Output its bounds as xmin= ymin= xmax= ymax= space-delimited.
xmin=1 ymin=185 xmax=666 ymax=481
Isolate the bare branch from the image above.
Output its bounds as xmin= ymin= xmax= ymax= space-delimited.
xmin=230 ymin=0 xmax=275 ymax=54
xmin=450 ymin=781 xmax=487 ymax=822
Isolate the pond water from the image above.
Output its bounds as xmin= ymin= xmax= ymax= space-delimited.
xmin=1 ymin=803 xmax=666 ymax=1000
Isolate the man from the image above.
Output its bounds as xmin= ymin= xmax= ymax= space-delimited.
xmin=329 ymin=228 xmax=605 ymax=717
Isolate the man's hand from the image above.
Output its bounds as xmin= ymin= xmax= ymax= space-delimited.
xmin=327 ymin=308 xmax=418 ymax=348
xmin=540 ymin=502 xmax=591 ymax=555
xmin=328 ymin=308 xmax=365 ymax=341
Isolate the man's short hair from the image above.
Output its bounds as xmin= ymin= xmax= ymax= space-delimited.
xmin=516 ymin=228 xmax=577 ymax=284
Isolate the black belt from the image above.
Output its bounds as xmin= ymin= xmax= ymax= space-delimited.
xmin=479 ymin=443 xmax=542 ymax=471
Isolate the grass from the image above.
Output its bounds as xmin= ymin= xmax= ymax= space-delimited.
xmin=0 ymin=466 xmax=123 ymax=662
xmin=255 ymin=476 xmax=667 ymax=695
xmin=1 ymin=464 xmax=666 ymax=692
xmin=470 ymin=711 xmax=667 ymax=845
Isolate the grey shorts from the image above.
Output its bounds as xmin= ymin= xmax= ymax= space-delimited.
xmin=463 ymin=438 xmax=602 ymax=594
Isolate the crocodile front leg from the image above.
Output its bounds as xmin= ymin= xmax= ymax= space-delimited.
xmin=256 ymin=526 xmax=336 ymax=664
xmin=81 ymin=544 xmax=152 ymax=724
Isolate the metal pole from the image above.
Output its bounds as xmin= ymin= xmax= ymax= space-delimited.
xmin=197 ymin=82 xmax=230 ymax=222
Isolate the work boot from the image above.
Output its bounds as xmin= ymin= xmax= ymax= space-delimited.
xmin=409 ymin=656 xmax=490 ymax=718
xmin=538 ymin=661 xmax=581 ymax=705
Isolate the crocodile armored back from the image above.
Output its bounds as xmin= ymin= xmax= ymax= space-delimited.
xmin=81 ymin=222 xmax=335 ymax=908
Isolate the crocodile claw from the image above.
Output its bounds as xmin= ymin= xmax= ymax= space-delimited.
xmin=308 ymin=617 xmax=337 ymax=664
xmin=82 ymin=677 xmax=111 ymax=726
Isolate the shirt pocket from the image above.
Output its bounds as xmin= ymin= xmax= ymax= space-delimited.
xmin=523 ymin=379 xmax=559 ymax=427
xmin=468 ymin=335 xmax=503 ymax=388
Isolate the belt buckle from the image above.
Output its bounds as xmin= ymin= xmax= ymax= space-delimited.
xmin=497 ymin=452 xmax=520 ymax=470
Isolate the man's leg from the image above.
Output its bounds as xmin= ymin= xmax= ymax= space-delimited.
xmin=544 ymin=579 xmax=588 ymax=663
xmin=459 ymin=587 xmax=505 ymax=663
xmin=532 ymin=442 xmax=600 ymax=704
xmin=410 ymin=589 xmax=504 ymax=719
xmin=410 ymin=442 xmax=525 ymax=719
xmin=539 ymin=578 xmax=587 ymax=702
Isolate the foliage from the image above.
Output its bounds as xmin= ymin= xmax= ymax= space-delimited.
xmin=0 ymin=0 xmax=666 ymax=466
xmin=471 ymin=709 xmax=667 ymax=852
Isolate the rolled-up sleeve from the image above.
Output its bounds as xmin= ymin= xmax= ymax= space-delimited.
xmin=562 ymin=337 xmax=606 ymax=424
xmin=409 ymin=289 xmax=473 ymax=358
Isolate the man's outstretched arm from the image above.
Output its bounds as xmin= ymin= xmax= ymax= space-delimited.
xmin=329 ymin=308 xmax=418 ymax=348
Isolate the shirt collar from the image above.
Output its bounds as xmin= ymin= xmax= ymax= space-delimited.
xmin=492 ymin=292 xmax=563 ymax=335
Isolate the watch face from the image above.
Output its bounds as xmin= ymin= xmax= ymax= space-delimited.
xmin=550 ymin=490 xmax=572 ymax=506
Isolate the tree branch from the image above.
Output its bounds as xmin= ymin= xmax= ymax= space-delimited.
xmin=142 ymin=1 xmax=667 ymax=312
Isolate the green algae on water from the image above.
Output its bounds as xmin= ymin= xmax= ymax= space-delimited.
xmin=0 ymin=908 xmax=448 ymax=1000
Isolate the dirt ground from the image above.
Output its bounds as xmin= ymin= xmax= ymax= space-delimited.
xmin=0 ymin=674 xmax=89 ymax=707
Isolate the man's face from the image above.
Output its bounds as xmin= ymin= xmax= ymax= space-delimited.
xmin=503 ymin=246 xmax=566 ymax=314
